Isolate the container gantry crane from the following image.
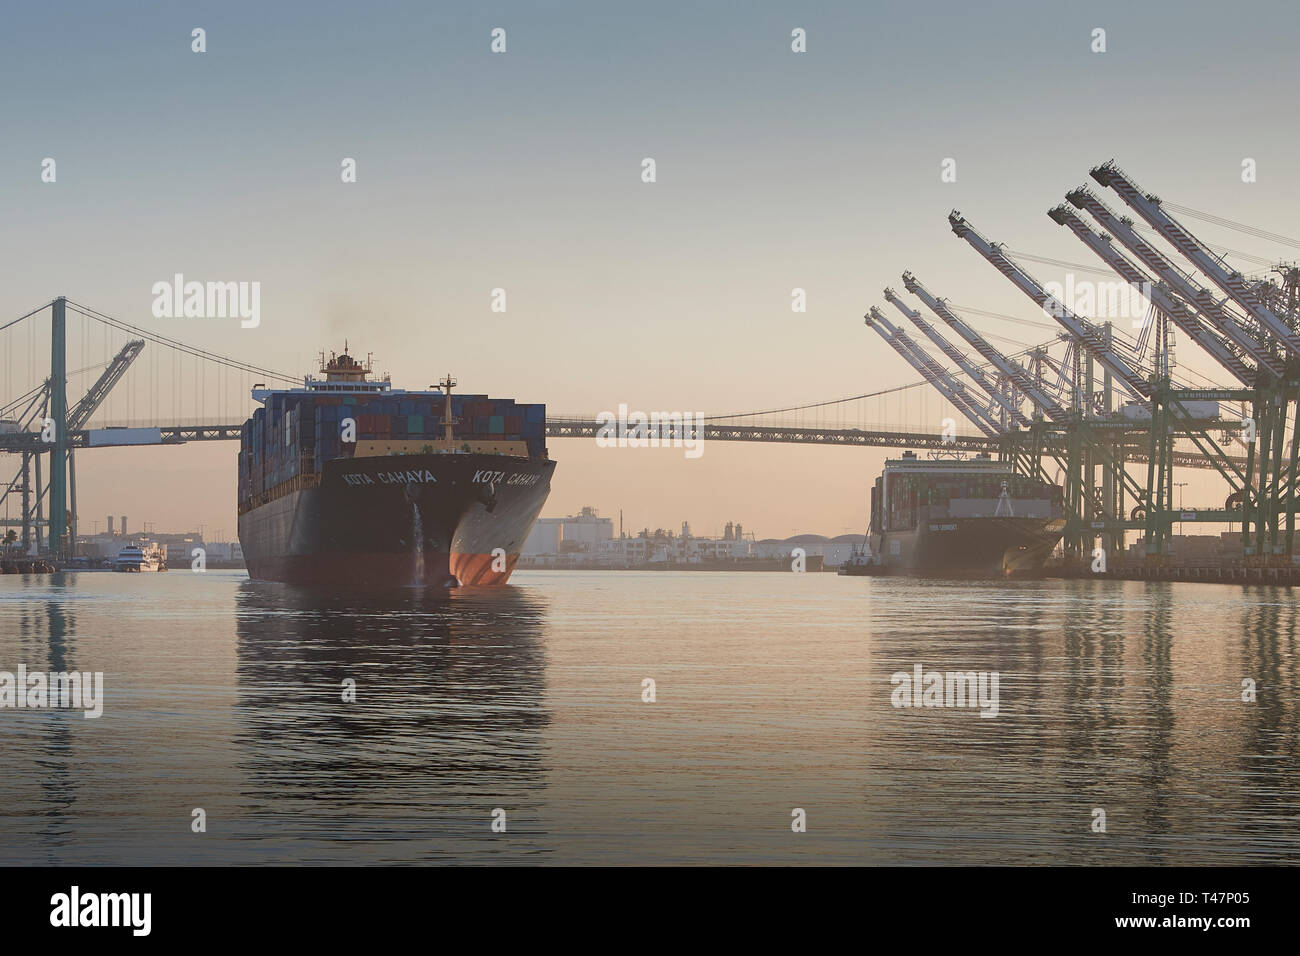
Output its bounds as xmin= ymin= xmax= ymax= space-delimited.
xmin=1046 ymin=204 xmax=1260 ymax=556
xmin=946 ymin=211 xmax=1230 ymax=560
xmin=903 ymin=271 xmax=1146 ymax=558
xmin=1049 ymin=204 xmax=1255 ymax=387
xmin=1090 ymin=160 xmax=1300 ymax=358
xmin=883 ymin=287 xmax=1032 ymax=429
xmin=1088 ymin=162 xmax=1300 ymax=565
xmin=900 ymin=271 xmax=1070 ymax=421
xmin=1 ymin=339 xmax=145 ymax=554
xmin=863 ymin=308 xmax=1003 ymax=438
xmin=1064 ymin=186 xmax=1283 ymax=378
xmin=948 ymin=212 xmax=1153 ymax=401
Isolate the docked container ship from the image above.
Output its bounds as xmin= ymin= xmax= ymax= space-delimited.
xmin=237 ymin=348 xmax=554 ymax=588
xmin=853 ymin=452 xmax=1065 ymax=577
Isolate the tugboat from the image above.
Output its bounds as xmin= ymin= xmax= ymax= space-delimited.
xmin=837 ymin=539 xmax=886 ymax=576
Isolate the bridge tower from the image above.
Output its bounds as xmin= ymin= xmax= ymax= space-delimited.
xmin=50 ymin=296 xmax=68 ymax=558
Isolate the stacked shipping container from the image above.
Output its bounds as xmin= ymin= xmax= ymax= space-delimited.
xmin=238 ymin=392 xmax=546 ymax=506
xmin=872 ymin=472 xmax=1065 ymax=532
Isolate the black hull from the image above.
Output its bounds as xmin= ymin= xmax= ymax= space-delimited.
xmin=238 ymin=453 xmax=555 ymax=588
xmin=870 ymin=516 xmax=1064 ymax=577
xmin=838 ymin=562 xmax=888 ymax=576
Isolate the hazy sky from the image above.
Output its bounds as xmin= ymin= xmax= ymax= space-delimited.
xmin=4 ymin=0 xmax=1299 ymax=540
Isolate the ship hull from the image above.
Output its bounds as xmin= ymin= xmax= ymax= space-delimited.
xmin=238 ymin=453 xmax=555 ymax=589
xmin=870 ymin=516 xmax=1064 ymax=577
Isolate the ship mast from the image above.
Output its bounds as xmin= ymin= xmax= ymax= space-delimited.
xmin=438 ymin=374 xmax=459 ymax=445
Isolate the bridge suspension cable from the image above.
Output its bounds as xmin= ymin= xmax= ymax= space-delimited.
xmin=63 ymin=299 xmax=300 ymax=385
xmin=0 ymin=300 xmax=59 ymax=334
xmin=704 ymin=380 xmax=931 ymax=422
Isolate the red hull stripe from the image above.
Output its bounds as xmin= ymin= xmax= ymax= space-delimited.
xmin=450 ymin=551 xmax=519 ymax=586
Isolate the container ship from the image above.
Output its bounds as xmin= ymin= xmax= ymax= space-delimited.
xmin=237 ymin=348 xmax=554 ymax=588
xmin=846 ymin=452 xmax=1065 ymax=577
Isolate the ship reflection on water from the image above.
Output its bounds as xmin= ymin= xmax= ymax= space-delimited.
xmin=1 ymin=572 xmax=1298 ymax=864
xmin=232 ymin=580 xmax=552 ymax=863
xmin=865 ymin=579 xmax=1300 ymax=865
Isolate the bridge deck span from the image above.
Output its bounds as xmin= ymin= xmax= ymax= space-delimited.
xmin=0 ymin=418 xmax=1242 ymax=470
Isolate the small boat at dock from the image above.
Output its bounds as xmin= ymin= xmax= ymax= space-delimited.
xmin=114 ymin=542 xmax=167 ymax=572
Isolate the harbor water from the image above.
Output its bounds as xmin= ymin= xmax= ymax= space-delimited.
xmin=1 ymin=570 xmax=1297 ymax=865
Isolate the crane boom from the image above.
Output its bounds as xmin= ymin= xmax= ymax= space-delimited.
xmin=1064 ymin=185 xmax=1285 ymax=378
xmin=883 ymin=287 xmax=1032 ymax=427
xmin=948 ymin=211 xmax=1152 ymax=400
xmin=67 ymin=340 xmax=146 ymax=430
xmin=864 ymin=308 xmax=1003 ymax=437
xmin=901 ymin=271 xmax=1068 ymax=421
xmin=1047 ymin=205 xmax=1256 ymax=386
xmin=1089 ymin=160 xmax=1300 ymax=358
